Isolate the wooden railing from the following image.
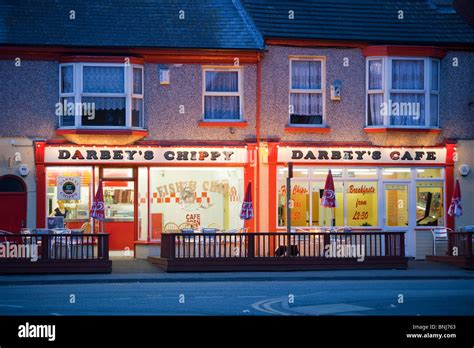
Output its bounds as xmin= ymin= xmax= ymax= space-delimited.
xmin=448 ymin=232 xmax=473 ymax=257
xmin=161 ymin=231 xmax=405 ymax=260
xmin=0 ymin=233 xmax=110 ymax=261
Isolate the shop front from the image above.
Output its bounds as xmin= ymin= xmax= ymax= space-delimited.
xmin=35 ymin=142 xmax=254 ymax=258
xmin=268 ymin=143 xmax=456 ymax=259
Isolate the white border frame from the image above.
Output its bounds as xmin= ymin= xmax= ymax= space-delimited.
xmin=58 ymin=62 xmax=144 ymax=129
xmin=202 ymin=66 xmax=243 ymax=122
xmin=365 ymin=56 xmax=440 ymax=128
xmin=288 ymin=56 xmax=326 ymax=127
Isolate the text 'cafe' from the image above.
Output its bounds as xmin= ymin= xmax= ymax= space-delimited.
xmin=268 ymin=143 xmax=455 ymax=258
xmin=34 ymin=142 xmax=254 ymax=258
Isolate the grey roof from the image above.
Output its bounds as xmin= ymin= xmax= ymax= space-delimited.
xmin=242 ymin=0 xmax=474 ymax=45
xmin=0 ymin=0 xmax=265 ymax=50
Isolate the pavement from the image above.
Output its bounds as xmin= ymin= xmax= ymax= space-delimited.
xmin=0 ymin=258 xmax=473 ymax=285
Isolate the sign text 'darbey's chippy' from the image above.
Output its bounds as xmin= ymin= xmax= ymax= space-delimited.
xmin=44 ymin=147 xmax=248 ymax=164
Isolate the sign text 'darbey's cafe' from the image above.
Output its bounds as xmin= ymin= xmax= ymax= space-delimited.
xmin=44 ymin=146 xmax=248 ymax=164
xmin=278 ymin=147 xmax=447 ymax=164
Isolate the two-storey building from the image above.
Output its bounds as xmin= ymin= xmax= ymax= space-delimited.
xmin=1 ymin=0 xmax=473 ymax=262
xmin=242 ymin=0 xmax=474 ymax=258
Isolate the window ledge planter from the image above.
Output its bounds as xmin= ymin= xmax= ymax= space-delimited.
xmin=363 ymin=127 xmax=442 ymax=134
xmin=284 ymin=126 xmax=331 ymax=133
xmin=198 ymin=121 xmax=248 ymax=128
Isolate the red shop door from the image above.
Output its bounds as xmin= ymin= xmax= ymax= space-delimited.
xmin=0 ymin=175 xmax=27 ymax=233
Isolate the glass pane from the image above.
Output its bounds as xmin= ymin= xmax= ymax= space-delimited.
xmin=416 ymin=181 xmax=444 ymax=226
xmin=385 ymin=184 xmax=409 ymax=227
xmin=205 ymin=71 xmax=238 ymax=92
xmin=149 ymin=167 xmax=244 ymax=231
xmin=430 ymin=94 xmax=438 ymax=127
xmin=83 ymin=66 xmax=124 ymax=93
xmin=204 ymin=96 xmax=240 ymax=120
xmin=277 ymin=182 xmax=310 ymax=227
xmin=277 ymin=167 xmax=309 ymax=178
xmin=290 ymin=93 xmax=323 ymax=122
xmin=103 ymin=181 xmax=134 ymax=219
xmin=138 ymin=167 xmax=148 ymax=241
xmin=103 ymin=168 xmax=133 ymax=178
xmin=347 ymin=168 xmax=377 ymax=179
xmin=368 ymin=60 xmax=382 ymax=90
xmin=81 ymin=97 xmax=126 ymax=126
xmin=389 ymin=93 xmax=425 ymax=126
xmin=133 ymin=67 xmax=143 ymax=94
xmin=367 ymin=93 xmax=384 ymax=125
xmin=382 ymin=168 xmax=412 ymax=179
xmin=291 ymin=60 xmax=321 ymax=90
xmin=346 ymin=182 xmax=378 ymax=227
xmin=391 ymin=59 xmax=424 ymax=90
xmin=46 ymin=167 xmax=92 ymax=225
xmin=416 ymin=168 xmax=443 ymax=179
xmin=311 ymin=168 xmax=343 ymax=179
xmin=61 ymin=66 xmax=74 ymax=93
xmin=132 ymin=98 xmax=143 ymax=127
xmin=310 ymin=182 xmax=343 ymax=227
xmin=58 ymin=97 xmax=75 ymax=127
xmin=431 ymin=60 xmax=439 ymax=91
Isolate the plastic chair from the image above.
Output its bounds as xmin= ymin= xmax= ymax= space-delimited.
xmin=164 ymin=222 xmax=180 ymax=233
xmin=431 ymin=227 xmax=453 ymax=255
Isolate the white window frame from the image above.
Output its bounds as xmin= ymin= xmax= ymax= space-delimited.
xmin=365 ymin=57 xmax=440 ymax=128
xmin=202 ymin=66 xmax=243 ymax=121
xmin=58 ymin=62 xmax=144 ymax=129
xmin=288 ymin=56 xmax=326 ymax=127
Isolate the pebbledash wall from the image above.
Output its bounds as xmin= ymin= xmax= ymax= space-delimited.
xmin=0 ymin=61 xmax=258 ymax=141
xmin=255 ymin=45 xmax=474 ymax=259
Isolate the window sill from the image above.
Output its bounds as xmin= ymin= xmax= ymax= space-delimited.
xmin=285 ymin=126 xmax=331 ymax=133
xmin=363 ymin=127 xmax=441 ymax=134
xmin=198 ymin=121 xmax=248 ymax=128
xmin=56 ymin=128 xmax=148 ymax=136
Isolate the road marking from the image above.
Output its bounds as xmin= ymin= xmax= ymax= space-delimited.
xmin=237 ymin=295 xmax=266 ymax=298
xmin=251 ymin=298 xmax=293 ymax=316
xmin=195 ymin=296 xmax=224 ymax=299
xmin=0 ymin=304 xmax=24 ymax=308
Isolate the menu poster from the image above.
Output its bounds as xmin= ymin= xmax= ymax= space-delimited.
xmin=47 ymin=216 xmax=65 ymax=229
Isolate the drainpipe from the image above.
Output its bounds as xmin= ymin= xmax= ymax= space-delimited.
xmin=255 ymin=54 xmax=262 ymax=232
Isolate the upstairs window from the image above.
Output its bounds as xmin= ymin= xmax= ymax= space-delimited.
xmin=58 ymin=62 xmax=144 ymax=128
xmin=289 ymin=58 xmax=325 ymax=126
xmin=367 ymin=57 xmax=439 ymax=128
xmin=203 ymin=68 xmax=242 ymax=121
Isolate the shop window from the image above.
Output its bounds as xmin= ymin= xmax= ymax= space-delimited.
xmin=310 ymin=182 xmax=344 ymax=227
xmin=382 ymin=168 xmax=412 ymax=179
xmin=311 ymin=168 xmax=343 ymax=179
xmin=384 ymin=184 xmax=409 ymax=227
xmin=58 ymin=62 xmax=144 ymax=129
xmin=289 ymin=58 xmax=325 ymax=125
xmin=347 ymin=168 xmax=377 ymax=179
xmin=138 ymin=167 xmax=148 ymax=241
xmin=278 ymin=182 xmax=310 ymax=227
xmin=366 ymin=57 xmax=439 ymax=128
xmin=278 ymin=167 xmax=309 ymax=179
xmin=346 ymin=182 xmax=378 ymax=227
xmin=149 ymin=168 xmax=244 ymax=233
xmin=203 ymin=68 xmax=242 ymax=120
xmin=103 ymin=168 xmax=134 ymax=179
xmin=46 ymin=167 xmax=92 ymax=226
xmin=416 ymin=168 xmax=443 ymax=179
xmin=416 ymin=182 xmax=444 ymax=226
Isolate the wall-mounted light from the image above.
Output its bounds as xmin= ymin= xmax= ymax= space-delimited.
xmin=459 ymin=164 xmax=470 ymax=176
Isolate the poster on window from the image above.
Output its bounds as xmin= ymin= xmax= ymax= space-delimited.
xmin=57 ymin=176 xmax=81 ymax=200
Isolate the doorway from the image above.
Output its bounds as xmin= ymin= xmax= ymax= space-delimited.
xmin=0 ymin=175 xmax=27 ymax=233
xmin=100 ymin=168 xmax=136 ymax=254
xmin=383 ymin=183 xmax=414 ymax=257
